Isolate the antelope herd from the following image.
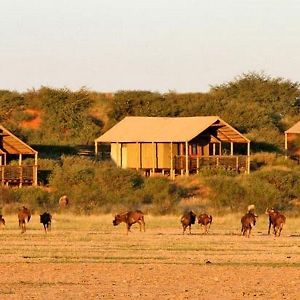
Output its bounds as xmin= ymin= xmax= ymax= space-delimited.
xmin=0 ymin=201 xmax=288 ymax=238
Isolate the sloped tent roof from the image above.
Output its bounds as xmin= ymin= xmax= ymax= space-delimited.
xmin=0 ymin=125 xmax=37 ymax=155
xmin=285 ymin=121 xmax=300 ymax=134
xmin=95 ymin=116 xmax=250 ymax=143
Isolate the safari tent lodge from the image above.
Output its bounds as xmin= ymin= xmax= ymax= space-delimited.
xmin=95 ymin=116 xmax=251 ymax=177
xmin=285 ymin=121 xmax=300 ymax=159
xmin=0 ymin=125 xmax=38 ymax=186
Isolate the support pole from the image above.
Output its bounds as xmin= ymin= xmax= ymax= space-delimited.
xmin=185 ymin=141 xmax=189 ymax=176
xmin=230 ymin=142 xmax=233 ymax=156
xmin=33 ymin=152 xmax=38 ymax=186
xmin=95 ymin=141 xmax=98 ymax=159
xmin=213 ymin=143 xmax=216 ymax=156
xmin=116 ymin=142 xmax=120 ymax=167
xmin=19 ymin=154 xmax=23 ymax=187
xmin=152 ymin=142 xmax=156 ymax=174
xmin=247 ymin=142 xmax=251 ymax=174
xmin=170 ymin=142 xmax=174 ymax=180
xmin=285 ymin=133 xmax=288 ymax=159
xmin=120 ymin=143 xmax=122 ymax=167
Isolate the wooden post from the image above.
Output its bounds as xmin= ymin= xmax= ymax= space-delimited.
xmin=230 ymin=142 xmax=234 ymax=156
xmin=152 ymin=142 xmax=156 ymax=174
xmin=285 ymin=133 xmax=288 ymax=159
xmin=120 ymin=143 xmax=123 ymax=167
xmin=236 ymin=156 xmax=239 ymax=172
xmin=1 ymin=166 xmax=4 ymax=186
xmin=247 ymin=142 xmax=251 ymax=174
xmin=185 ymin=141 xmax=189 ymax=176
xmin=95 ymin=141 xmax=98 ymax=159
xmin=33 ymin=152 xmax=38 ymax=186
xmin=219 ymin=143 xmax=222 ymax=156
xmin=19 ymin=154 xmax=22 ymax=187
xmin=4 ymin=153 xmax=6 ymax=165
xmin=196 ymin=157 xmax=199 ymax=174
xmin=213 ymin=143 xmax=216 ymax=156
xmin=170 ymin=142 xmax=174 ymax=180
xmin=116 ymin=142 xmax=119 ymax=167
xmin=0 ymin=156 xmax=2 ymax=166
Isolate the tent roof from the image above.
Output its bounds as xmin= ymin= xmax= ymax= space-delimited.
xmin=0 ymin=125 xmax=37 ymax=155
xmin=285 ymin=121 xmax=300 ymax=134
xmin=95 ymin=116 xmax=249 ymax=143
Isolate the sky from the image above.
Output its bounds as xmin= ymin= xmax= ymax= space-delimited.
xmin=1 ymin=0 xmax=300 ymax=93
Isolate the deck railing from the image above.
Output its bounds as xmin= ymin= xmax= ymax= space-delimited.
xmin=174 ymin=155 xmax=248 ymax=173
xmin=0 ymin=165 xmax=37 ymax=186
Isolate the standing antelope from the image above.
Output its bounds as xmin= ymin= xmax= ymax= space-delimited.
xmin=18 ymin=206 xmax=31 ymax=233
xmin=181 ymin=211 xmax=197 ymax=235
xmin=265 ymin=208 xmax=286 ymax=237
xmin=241 ymin=205 xmax=258 ymax=238
xmin=198 ymin=213 xmax=213 ymax=234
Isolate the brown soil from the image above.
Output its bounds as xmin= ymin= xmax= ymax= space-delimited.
xmin=0 ymin=263 xmax=299 ymax=300
xmin=0 ymin=214 xmax=299 ymax=300
xmin=21 ymin=109 xmax=42 ymax=129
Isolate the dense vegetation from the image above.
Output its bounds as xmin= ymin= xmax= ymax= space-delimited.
xmin=1 ymin=72 xmax=300 ymax=215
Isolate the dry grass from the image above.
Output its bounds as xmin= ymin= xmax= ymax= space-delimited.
xmin=0 ymin=213 xmax=299 ymax=299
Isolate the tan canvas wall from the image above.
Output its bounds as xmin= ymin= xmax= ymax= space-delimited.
xmin=287 ymin=133 xmax=300 ymax=156
xmin=125 ymin=143 xmax=140 ymax=168
xmin=157 ymin=143 xmax=178 ymax=168
xmin=111 ymin=143 xmax=120 ymax=166
xmin=141 ymin=143 xmax=154 ymax=168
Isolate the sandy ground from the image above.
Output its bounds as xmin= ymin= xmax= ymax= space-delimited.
xmin=0 ymin=214 xmax=299 ymax=299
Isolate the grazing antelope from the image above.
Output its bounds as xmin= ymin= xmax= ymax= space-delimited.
xmin=241 ymin=205 xmax=258 ymax=238
xmin=198 ymin=213 xmax=213 ymax=234
xmin=59 ymin=195 xmax=69 ymax=208
xmin=265 ymin=208 xmax=286 ymax=237
xmin=18 ymin=206 xmax=31 ymax=233
xmin=113 ymin=210 xmax=145 ymax=234
xmin=181 ymin=211 xmax=196 ymax=235
xmin=40 ymin=212 xmax=52 ymax=233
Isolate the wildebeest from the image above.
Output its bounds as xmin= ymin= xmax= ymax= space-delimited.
xmin=18 ymin=206 xmax=31 ymax=233
xmin=198 ymin=213 xmax=213 ymax=234
xmin=40 ymin=212 xmax=52 ymax=233
xmin=265 ymin=208 xmax=286 ymax=237
xmin=0 ymin=215 xmax=5 ymax=228
xmin=59 ymin=195 xmax=69 ymax=208
xmin=113 ymin=210 xmax=145 ymax=234
xmin=181 ymin=211 xmax=196 ymax=235
xmin=241 ymin=210 xmax=258 ymax=238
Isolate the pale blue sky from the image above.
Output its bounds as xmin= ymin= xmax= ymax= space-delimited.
xmin=0 ymin=0 xmax=299 ymax=92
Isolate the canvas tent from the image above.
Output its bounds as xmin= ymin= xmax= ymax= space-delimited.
xmin=285 ymin=121 xmax=300 ymax=157
xmin=95 ymin=116 xmax=251 ymax=176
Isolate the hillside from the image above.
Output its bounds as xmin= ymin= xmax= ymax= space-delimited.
xmin=1 ymin=72 xmax=300 ymax=216
xmin=1 ymin=73 xmax=299 ymax=153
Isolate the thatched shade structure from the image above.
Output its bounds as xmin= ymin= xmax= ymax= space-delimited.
xmin=0 ymin=125 xmax=38 ymax=186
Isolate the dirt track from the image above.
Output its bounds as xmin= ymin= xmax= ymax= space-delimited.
xmin=0 ymin=214 xmax=299 ymax=299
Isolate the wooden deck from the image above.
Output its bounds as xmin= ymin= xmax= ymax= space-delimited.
xmin=174 ymin=155 xmax=248 ymax=173
xmin=0 ymin=165 xmax=38 ymax=186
